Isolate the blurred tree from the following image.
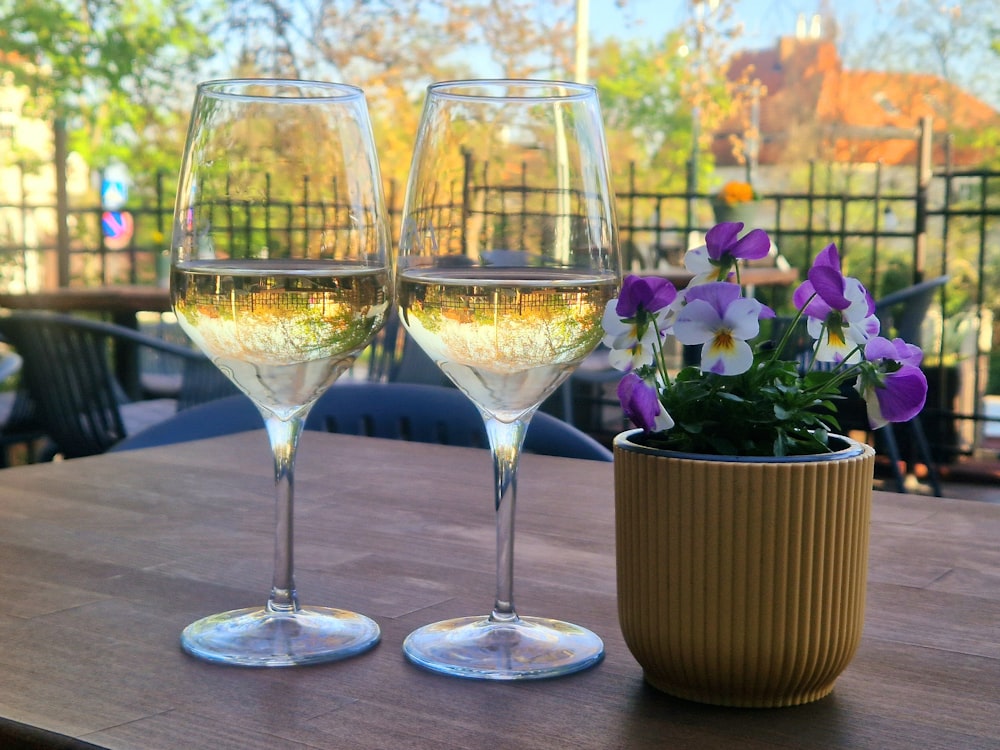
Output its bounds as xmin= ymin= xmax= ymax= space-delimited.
xmin=591 ymin=0 xmax=749 ymax=194
xmin=0 ymin=0 xmax=223 ymax=282
xmin=677 ymin=0 xmax=747 ymax=192
xmin=0 ymin=0 xmax=223 ymax=188
xmin=213 ymin=0 xmax=581 ymax=192
xmin=856 ymin=0 xmax=999 ymax=110
xmin=591 ymin=34 xmax=692 ymax=192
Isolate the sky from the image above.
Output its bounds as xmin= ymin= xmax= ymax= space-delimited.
xmin=582 ymin=0 xmax=997 ymax=109
xmin=587 ymin=0 xmax=876 ymax=48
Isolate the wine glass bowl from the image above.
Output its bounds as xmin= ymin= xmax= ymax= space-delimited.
xmin=171 ymin=78 xmax=390 ymax=666
xmin=397 ymin=80 xmax=620 ymax=679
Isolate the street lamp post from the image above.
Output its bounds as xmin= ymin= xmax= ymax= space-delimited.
xmin=689 ymin=0 xmax=719 ymax=195
xmin=744 ymin=82 xmax=761 ymax=186
xmin=574 ymin=0 xmax=590 ymax=83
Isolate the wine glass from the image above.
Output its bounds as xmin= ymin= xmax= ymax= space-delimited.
xmin=397 ymin=80 xmax=621 ymax=679
xmin=170 ymin=79 xmax=391 ymax=666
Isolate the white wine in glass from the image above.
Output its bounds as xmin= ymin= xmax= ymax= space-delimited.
xmin=171 ymin=78 xmax=391 ymax=666
xmin=397 ymin=79 xmax=621 ymax=679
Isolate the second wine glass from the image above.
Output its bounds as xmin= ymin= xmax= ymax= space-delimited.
xmin=171 ymin=79 xmax=391 ymax=666
xmin=397 ymin=80 xmax=621 ymax=679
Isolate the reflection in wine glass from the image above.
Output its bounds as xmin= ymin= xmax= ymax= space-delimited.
xmin=397 ymin=80 xmax=621 ymax=679
xmin=171 ymin=78 xmax=391 ymax=666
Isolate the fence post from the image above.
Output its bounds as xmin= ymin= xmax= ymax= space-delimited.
xmin=913 ymin=116 xmax=933 ymax=283
xmin=462 ymin=148 xmax=473 ymax=253
xmin=870 ymin=161 xmax=884 ymax=293
xmin=684 ymin=158 xmax=695 ymax=240
xmin=806 ymin=161 xmax=816 ymax=258
xmin=55 ymin=117 xmax=71 ymax=287
xmin=18 ymin=164 xmax=29 ymax=287
xmin=156 ymin=170 xmax=165 ymax=237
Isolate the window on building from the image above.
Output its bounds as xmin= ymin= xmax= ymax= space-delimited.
xmin=873 ymin=92 xmax=900 ymax=116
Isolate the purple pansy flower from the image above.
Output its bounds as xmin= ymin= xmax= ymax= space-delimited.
xmin=599 ymin=221 xmax=929 ymax=449
xmin=866 ymin=336 xmax=923 ymax=368
xmin=685 ymin=223 xmax=770 ymax=285
xmin=602 ymin=299 xmax=663 ymax=371
xmin=603 ymin=275 xmax=677 ymax=371
xmin=617 ymin=372 xmax=674 ymax=432
xmin=856 ymin=336 xmax=928 ymax=428
xmin=793 ymin=244 xmax=879 ymax=363
xmin=704 ymin=222 xmax=772 ymax=263
xmin=615 ymin=275 xmax=676 ymax=318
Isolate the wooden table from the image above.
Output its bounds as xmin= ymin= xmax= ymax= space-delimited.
xmin=0 ymin=286 xmax=171 ymax=328
xmin=0 ymin=432 xmax=997 ymax=749
xmin=637 ymin=265 xmax=801 ymax=289
xmin=0 ymin=286 xmax=174 ymax=398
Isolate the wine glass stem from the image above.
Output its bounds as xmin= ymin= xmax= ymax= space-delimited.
xmin=485 ymin=417 xmax=529 ymax=624
xmin=263 ymin=414 xmax=305 ymax=614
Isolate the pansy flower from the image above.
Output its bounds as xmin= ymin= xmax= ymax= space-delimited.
xmin=684 ymin=222 xmax=771 ymax=286
xmin=617 ymin=372 xmax=674 ymax=433
xmin=856 ymin=336 xmax=928 ymax=428
xmin=602 ymin=275 xmax=677 ymax=371
xmin=793 ymin=244 xmax=879 ymax=363
xmin=672 ymin=282 xmax=772 ymax=376
xmin=704 ymin=222 xmax=772 ymax=266
xmin=600 ymin=222 xmax=928 ymax=454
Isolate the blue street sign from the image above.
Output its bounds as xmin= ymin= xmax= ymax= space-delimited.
xmin=101 ymin=180 xmax=128 ymax=210
xmin=101 ymin=163 xmax=130 ymax=210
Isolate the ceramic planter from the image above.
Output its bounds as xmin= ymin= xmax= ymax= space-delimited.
xmin=614 ymin=430 xmax=876 ymax=708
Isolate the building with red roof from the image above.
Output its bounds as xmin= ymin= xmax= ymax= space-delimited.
xmin=713 ymin=29 xmax=998 ymax=169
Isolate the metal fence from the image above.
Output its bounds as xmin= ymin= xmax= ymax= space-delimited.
xmin=2 ymin=153 xmax=998 ymax=459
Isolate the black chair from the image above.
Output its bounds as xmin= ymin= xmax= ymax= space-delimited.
xmin=0 ymin=311 xmax=239 ymax=460
xmin=0 ymin=350 xmax=47 ymax=467
xmin=839 ymin=276 xmax=950 ymax=496
xmin=558 ymin=345 xmax=626 ymax=433
xmin=365 ymin=309 xmax=404 ymax=383
xmin=111 ymin=381 xmax=613 ymax=462
xmin=365 ymin=309 xmax=451 ymax=388
xmin=876 ymin=276 xmax=950 ymax=346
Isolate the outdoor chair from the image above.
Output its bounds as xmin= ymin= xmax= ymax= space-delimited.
xmin=365 ymin=309 xmax=450 ymax=388
xmin=111 ymin=381 xmax=614 ymax=462
xmin=790 ymin=276 xmax=949 ymax=496
xmin=558 ymin=345 xmax=627 ymax=434
xmin=851 ymin=275 xmax=949 ymax=495
xmin=0 ymin=310 xmax=239 ymax=460
xmin=0 ymin=350 xmax=47 ymax=467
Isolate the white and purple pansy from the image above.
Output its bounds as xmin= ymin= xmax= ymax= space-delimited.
xmin=856 ymin=336 xmax=928 ymax=429
xmin=673 ymin=282 xmax=773 ymax=376
xmin=793 ymin=244 xmax=879 ymax=363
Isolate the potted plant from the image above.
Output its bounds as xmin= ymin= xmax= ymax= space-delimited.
xmin=602 ymin=222 xmax=928 ymax=707
xmin=711 ymin=180 xmax=759 ymax=225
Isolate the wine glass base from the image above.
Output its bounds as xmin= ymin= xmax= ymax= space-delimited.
xmin=181 ymin=605 xmax=380 ymax=667
xmin=402 ymin=615 xmax=604 ymax=680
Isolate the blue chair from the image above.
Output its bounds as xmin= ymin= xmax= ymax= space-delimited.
xmin=111 ymin=381 xmax=613 ymax=462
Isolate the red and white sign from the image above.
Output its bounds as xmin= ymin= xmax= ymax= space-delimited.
xmin=102 ymin=210 xmax=134 ymax=250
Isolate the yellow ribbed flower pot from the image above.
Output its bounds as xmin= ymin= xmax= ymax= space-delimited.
xmin=614 ymin=430 xmax=875 ymax=708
